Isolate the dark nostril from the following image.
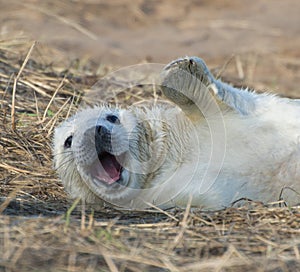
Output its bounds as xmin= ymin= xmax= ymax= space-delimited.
xmin=95 ymin=125 xmax=110 ymax=137
xmin=106 ymin=114 xmax=120 ymax=124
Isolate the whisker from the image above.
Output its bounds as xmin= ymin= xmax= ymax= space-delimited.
xmin=52 ymin=150 xmax=73 ymax=158
xmin=53 ymin=157 xmax=75 ymax=172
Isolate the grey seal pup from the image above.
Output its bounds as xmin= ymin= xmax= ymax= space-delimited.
xmin=53 ymin=57 xmax=300 ymax=210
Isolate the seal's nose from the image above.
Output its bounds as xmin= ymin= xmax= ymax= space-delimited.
xmin=94 ymin=125 xmax=113 ymax=154
xmin=95 ymin=125 xmax=111 ymax=140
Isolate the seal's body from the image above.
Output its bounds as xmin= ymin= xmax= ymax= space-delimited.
xmin=53 ymin=57 xmax=300 ymax=210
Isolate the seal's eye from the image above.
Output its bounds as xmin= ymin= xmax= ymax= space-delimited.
xmin=106 ymin=114 xmax=120 ymax=124
xmin=64 ymin=135 xmax=73 ymax=149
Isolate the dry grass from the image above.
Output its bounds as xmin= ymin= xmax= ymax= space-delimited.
xmin=0 ymin=38 xmax=300 ymax=272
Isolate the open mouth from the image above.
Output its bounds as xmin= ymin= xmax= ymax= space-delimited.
xmin=91 ymin=152 xmax=123 ymax=185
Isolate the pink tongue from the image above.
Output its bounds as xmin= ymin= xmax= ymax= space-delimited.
xmin=92 ymin=154 xmax=121 ymax=185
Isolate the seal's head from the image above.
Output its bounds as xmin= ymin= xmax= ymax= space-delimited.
xmin=53 ymin=105 xmax=169 ymax=207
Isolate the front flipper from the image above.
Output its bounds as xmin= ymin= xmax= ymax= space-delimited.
xmin=160 ymin=57 xmax=257 ymax=119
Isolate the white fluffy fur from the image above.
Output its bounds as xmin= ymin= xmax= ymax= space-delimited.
xmin=53 ymin=57 xmax=300 ymax=210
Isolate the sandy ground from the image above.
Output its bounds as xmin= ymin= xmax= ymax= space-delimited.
xmin=1 ymin=0 xmax=300 ymax=97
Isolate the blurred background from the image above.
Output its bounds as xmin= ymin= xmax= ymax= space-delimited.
xmin=1 ymin=0 xmax=299 ymax=96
